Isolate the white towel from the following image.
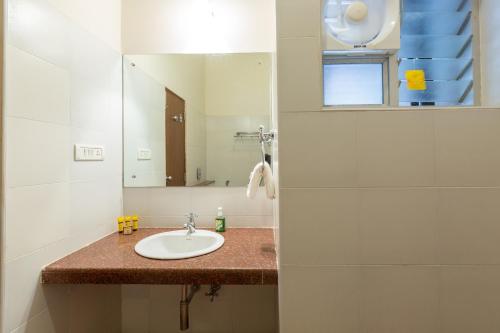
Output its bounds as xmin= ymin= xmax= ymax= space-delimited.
xmin=246 ymin=162 xmax=275 ymax=200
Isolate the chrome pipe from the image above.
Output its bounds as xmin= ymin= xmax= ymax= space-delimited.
xmin=180 ymin=284 xmax=200 ymax=331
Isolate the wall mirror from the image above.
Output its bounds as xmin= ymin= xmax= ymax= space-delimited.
xmin=123 ymin=53 xmax=273 ymax=187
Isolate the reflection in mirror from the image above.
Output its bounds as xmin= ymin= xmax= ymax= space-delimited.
xmin=123 ymin=53 xmax=272 ymax=188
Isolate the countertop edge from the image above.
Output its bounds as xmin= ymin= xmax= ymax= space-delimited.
xmin=41 ymin=228 xmax=278 ymax=285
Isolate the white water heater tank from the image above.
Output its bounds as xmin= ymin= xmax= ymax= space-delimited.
xmin=323 ymin=0 xmax=400 ymax=53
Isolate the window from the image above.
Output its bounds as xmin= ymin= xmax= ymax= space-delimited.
xmin=323 ymin=57 xmax=388 ymax=107
xmin=399 ymin=0 xmax=475 ymax=106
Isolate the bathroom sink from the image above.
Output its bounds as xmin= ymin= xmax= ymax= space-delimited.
xmin=134 ymin=230 xmax=225 ymax=260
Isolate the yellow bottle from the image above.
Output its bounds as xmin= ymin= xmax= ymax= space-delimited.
xmin=123 ymin=216 xmax=133 ymax=235
xmin=117 ymin=216 xmax=125 ymax=233
xmin=132 ymin=215 xmax=139 ymax=231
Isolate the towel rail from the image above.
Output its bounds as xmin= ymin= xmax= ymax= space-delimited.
xmin=233 ymin=132 xmax=260 ymax=139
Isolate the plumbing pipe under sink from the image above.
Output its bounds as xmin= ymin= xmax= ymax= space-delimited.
xmin=180 ymin=284 xmax=200 ymax=331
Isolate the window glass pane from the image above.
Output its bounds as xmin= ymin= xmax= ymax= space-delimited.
xmin=399 ymin=0 xmax=474 ymax=106
xmin=323 ymin=63 xmax=384 ymax=106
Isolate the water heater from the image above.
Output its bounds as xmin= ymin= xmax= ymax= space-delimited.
xmin=323 ymin=0 xmax=400 ymax=53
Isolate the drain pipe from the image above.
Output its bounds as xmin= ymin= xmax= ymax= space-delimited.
xmin=180 ymin=284 xmax=200 ymax=331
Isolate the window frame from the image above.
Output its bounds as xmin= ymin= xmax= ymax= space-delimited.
xmin=323 ymin=55 xmax=390 ymax=108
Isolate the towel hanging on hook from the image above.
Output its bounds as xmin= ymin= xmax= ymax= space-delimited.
xmin=246 ymin=126 xmax=276 ymax=200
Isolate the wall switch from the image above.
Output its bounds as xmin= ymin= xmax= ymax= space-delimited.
xmin=74 ymin=144 xmax=105 ymax=161
xmin=137 ymin=148 xmax=152 ymax=160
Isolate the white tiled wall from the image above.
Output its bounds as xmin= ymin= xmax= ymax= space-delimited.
xmin=3 ymin=0 xmax=122 ymax=331
xmin=121 ymin=285 xmax=278 ymax=333
xmin=206 ymin=115 xmax=271 ymax=187
xmin=277 ymin=0 xmax=500 ymax=332
xmin=123 ymin=187 xmax=274 ymax=228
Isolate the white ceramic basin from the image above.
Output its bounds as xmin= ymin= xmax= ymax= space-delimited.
xmin=134 ymin=230 xmax=225 ymax=260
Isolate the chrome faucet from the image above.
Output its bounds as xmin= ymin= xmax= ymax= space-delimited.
xmin=184 ymin=213 xmax=198 ymax=238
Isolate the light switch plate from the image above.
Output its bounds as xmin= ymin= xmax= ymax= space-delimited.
xmin=74 ymin=144 xmax=105 ymax=161
xmin=137 ymin=148 xmax=152 ymax=160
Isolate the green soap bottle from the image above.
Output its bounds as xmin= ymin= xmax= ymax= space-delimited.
xmin=215 ymin=207 xmax=226 ymax=232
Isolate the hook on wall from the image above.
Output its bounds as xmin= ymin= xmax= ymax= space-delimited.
xmin=258 ymin=125 xmax=275 ymax=171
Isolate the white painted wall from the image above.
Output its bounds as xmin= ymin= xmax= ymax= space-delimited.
xmin=205 ymin=53 xmax=272 ymax=116
xmin=46 ymin=0 xmax=121 ymax=52
xmin=3 ymin=0 xmax=123 ymax=331
xmin=480 ymin=0 xmax=500 ymax=106
xmin=122 ymin=0 xmax=276 ymax=54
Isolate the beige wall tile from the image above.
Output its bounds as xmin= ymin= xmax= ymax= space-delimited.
xmin=123 ymin=187 xmax=273 ymax=228
xmin=435 ymin=109 xmax=500 ymax=186
xmin=149 ymin=187 xmax=192 ymax=216
xmin=121 ymin=285 xmax=150 ymax=333
xmin=6 ymin=118 xmax=70 ymax=188
xmin=277 ymin=0 xmax=320 ymax=38
xmin=147 ymin=286 xmax=181 ymax=333
xmin=69 ymin=180 xmax=118 ymax=234
xmin=229 ymin=286 xmax=278 ymax=333
xmin=280 ymin=265 xmax=361 ymax=333
xmin=438 ymin=188 xmax=500 ymax=264
xmin=280 ymin=189 xmax=360 ymax=265
xmin=440 ymin=266 xmax=500 ymax=333
xmin=190 ymin=187 xmax=273 ymax=217
xmin=140 ymin=285 xmax=277 ymax=333
xmin=279 ymin=112 xmax=357 ymax=188
xmin=11 ymin=308 xmax=65 ymax=333
xmin=123 ymin=187 xmax=153 ymax=217
xmin=4 ymin=240 xmax=72 ymax=332
xmin=360 ymin=266 xmax=440 ymax=333
xmin=357 ymin=111 xmax=435 ymax=187
xmin=137 ymin=215 xmax=274 ymax=229
xmin=189 ymin=286 xmax=235 ymax=333
xmin=359 ymin=188 xmax=438 ymax=264
xmin=277 ymin=37 xmax=322 ymax=112
xmin=6 ymin=45 xmax=70 ymax=125
xmin=68 ymin=285 xmax=121 ymax=333
xmin=6 ymin=183 xmax=70 ymax=261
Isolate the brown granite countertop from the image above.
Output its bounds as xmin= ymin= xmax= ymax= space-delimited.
xmin=42 ymin=228 xmax=277 ymax=285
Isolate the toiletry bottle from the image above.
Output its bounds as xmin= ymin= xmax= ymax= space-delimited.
xmin=215 ymin=207 xmax=226 ymax=232
xmin=123 ymin=216 xmax=133 ymax=235
xmin=117 ymin=216 xmax=125 ymax=233
xmin=132 ymin=215 xmax=139 ymax=231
